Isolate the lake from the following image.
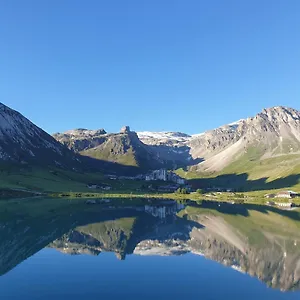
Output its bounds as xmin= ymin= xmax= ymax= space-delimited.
xmin=1 ymin=197 xmax=300 ymax=299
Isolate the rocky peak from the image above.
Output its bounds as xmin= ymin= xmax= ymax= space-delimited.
xmin=58 ymin=128 xmax=107 ymax=138
xmin=120 ymin=126 xmax=131 ymax=134
xmin=258 ymin=106 xmax=300 ymax=123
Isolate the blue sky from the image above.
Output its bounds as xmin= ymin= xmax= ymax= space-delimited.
xmin=0 ymin=0 xmax=299 ymax=135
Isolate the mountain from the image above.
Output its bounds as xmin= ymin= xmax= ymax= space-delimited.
xmin=185 ymin=106 xmax=300 ymax=190
xmin=2 ymin=102 xmax=300 ymax=189
xmin=54 ymin=126 xmax=166 ymax=170
xmin=139 ymin=107 xmax=300 ymax=173
xmin=136 ymin=131 xmax=202 ymax=168
xmin=189 ymin=106 xmax=300 ymax=172
xmin=53 ymin=128 xmax=108 ymax=152
xmin=0 ymin=102 xmax=81 ymax=169
xmin=137 ymin=107 xmax=300 ymax=187
xmin=53 ymin=106 xmax=300 ymax=184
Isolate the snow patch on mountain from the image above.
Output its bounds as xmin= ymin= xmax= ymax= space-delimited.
xmin=137 ymin=131 xmax=192 ymax=146
xmin=138 ymin=131 xmax=191 ymax=141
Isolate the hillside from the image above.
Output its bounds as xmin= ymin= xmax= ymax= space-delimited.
xmin=0 ymin=102 xmax=82 ymax=170
xmin=0 ymin=103 xmax=139 ymax=193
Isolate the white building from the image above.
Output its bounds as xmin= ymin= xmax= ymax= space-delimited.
xmin=144 ymin=169 xmax=186 ymax=185
xmin=145 ymin=169 xmax=168 ymax=181
xmin=275 ymin=191 xmax=298 ymax=199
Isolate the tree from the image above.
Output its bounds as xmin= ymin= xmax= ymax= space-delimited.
xmin=176 ymin=188 xmax=189 ymax=195
xmin=196 ymin=189 xmax=203 ymax=194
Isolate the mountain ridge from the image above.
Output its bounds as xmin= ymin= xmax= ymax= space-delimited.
xmin=189 ymin=106 xmax=300 ymax=173
xmin=52 ymin=105 xmax=300 ymax=185
xmin=53 ymin=126 xmax=165 ymax=169
xmin=1 ymin=102 xmax=300 ymax=190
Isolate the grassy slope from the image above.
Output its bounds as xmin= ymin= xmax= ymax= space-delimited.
xmin=0 ymin=167 xmax=106 ymax=192
xmin=177 ymin=151 xmax=300 ymax=191
xmin=0 ymin=167 xmax=168 ymax=195
xmin=78 ymin=133 xmax=158 ymax=169
xmin=81 ymin=147 xmax=138 ymax=167
xmin=1 ymin=148 xmax=300 ymax=200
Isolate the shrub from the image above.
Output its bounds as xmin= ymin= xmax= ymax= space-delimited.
xmin=236 ymin=193 xmax=245 ymax=198
xmin=176 ymin=188 xmax=189 ymax=195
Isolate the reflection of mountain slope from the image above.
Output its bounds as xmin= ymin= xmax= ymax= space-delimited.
xmin=175 ymin=205 xmax=300 ymax=291
xmin=2 ymin=200 xmax=300 ymax=291
xmin=50 ymin=217 xmax=141 ymax=260
xmin=50 ymin=204 xmax=190 ymax=259
xmin=134 ymin=204 xmax=300 ymax=291
xmin=50 ymin=203 xmax=300 ymax=291
xmin=0 ymin=201 xmax=155 ymax=275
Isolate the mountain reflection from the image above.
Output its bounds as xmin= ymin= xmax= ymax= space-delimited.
xmin=1 ymin=198 xmax=300 ymax=291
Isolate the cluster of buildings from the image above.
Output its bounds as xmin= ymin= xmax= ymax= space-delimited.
xmin=265 ymin=191 xmax=299 ymax=209
xmin=105 ymin=168 xmax=187 ymax=186
xmin=265 ymin=191 xmax=299 ymax=199
xmin=205 ymin=187 xmax=234 ymax=193
xmin=145 ymin=169 xmax=186 ymax=185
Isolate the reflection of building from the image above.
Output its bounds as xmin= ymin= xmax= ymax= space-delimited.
xmin=275 ymin=202 xmax=294 ymax=208
xmin=144 ymin=202 xmax=185 ymax=219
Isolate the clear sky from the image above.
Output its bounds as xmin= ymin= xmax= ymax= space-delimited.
xmin=0 ymin=0 xmax=299 ymax=135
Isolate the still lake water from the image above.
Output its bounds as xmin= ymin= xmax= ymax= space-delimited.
xmin=1 ymin=198 xmax=300 ymax=299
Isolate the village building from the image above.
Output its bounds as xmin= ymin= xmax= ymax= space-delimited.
xmin=146 ymin=169 xmax=168 ymax=181
xmin=264 ymin=194 xmax=276 ymax=199
xmin=275 ymin=191 xmax=298 ymax=199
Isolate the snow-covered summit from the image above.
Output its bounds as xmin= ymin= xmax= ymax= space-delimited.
xmin=137 ymin=131 xmax=191 ymax=146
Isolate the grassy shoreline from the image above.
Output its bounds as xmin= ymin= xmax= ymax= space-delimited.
xmin=48 ymin=189 xmax=300 ymax=206
xmin=1 ymin=167 xmax=299 ymax=206
xmin=2 ymin=184 xmax=300 ymax=207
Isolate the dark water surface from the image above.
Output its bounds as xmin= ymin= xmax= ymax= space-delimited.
xmin=1 ymin=197 xmax=300 ymax=299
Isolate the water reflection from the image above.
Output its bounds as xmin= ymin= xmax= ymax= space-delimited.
xmin=1 ymin=198 xmax=300 ymax=291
